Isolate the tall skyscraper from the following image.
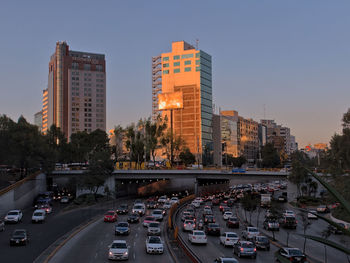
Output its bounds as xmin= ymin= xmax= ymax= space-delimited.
xmin=34 ymin=110 xmax=43 ymax=131
xmin=158 ymin=41 xmax=213 ymax=164
xmin=43 ymin=41 xmax=106 ymax=138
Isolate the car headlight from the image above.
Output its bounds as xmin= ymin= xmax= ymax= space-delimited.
xmin=123 ymin=252 xmax=128 ymax=256
xmin=109 ymin=252 xmax=113 ymax=256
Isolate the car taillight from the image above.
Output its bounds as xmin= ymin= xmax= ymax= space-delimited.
xmin=193 ymin=236 xmax=196 ymax=239
xmin=184 ymin=224 xmax=187 ymax=227
xmin=226 ymin=238 xmax=230 ymax=241
xmin=240 ymin=248 xmax=244 ymax=252
xmin=254 ymin=248 xmax=256 ymax=252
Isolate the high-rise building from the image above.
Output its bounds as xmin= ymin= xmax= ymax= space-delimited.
xmin=43 ymin=41 xmax=106 ymax=138
xmin=159 ymin=41 xmax=213 ymax=164
xmin=34 ymin=110 xmax=43 ymax=131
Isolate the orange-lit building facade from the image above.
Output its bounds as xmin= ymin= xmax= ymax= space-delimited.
xmin=43 ymin=42 xmax=106 ymax=138
xmin=160 ymin=41 xmax=213 ymax=164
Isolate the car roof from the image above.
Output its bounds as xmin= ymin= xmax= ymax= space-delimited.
xmin=113 ymin=240 xmax=127 ymax=244
xmin=34 ymin=209 xmax=45 ymax=213
xmin=240 ymin=241 xmax=252 ymax=244
xmin=9 ymin=210 xmax=20 ymax=212
xmin=225 ymin=232 xmax=238 ymax=235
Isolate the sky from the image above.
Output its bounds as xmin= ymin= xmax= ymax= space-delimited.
xmin=0 ymin=0 xmax=349 ymax=148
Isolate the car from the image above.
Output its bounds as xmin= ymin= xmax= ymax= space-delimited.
xmin=182 ymin=211 xmax=191 ymax=221
xmin=163 ymin=202 xmax=171 ymax=209
xmin=205 ymin=223 xmax=221 ymax=236
xmin=253 ymin=235 xmax=270 ymax=250
xmin=60 ymin=196 xmax=69 ymax=203
xmin=317 ymin=205 xmax=329 ymax=213
xmin=212 ymin=198 xmax=220 ymax=205
xmin=222 ymin=207 xmax=230 ymax=214
xmin=233 ymin=241 xmax=257 ymax=259
xmin=242 ymin=227 xmax=260 ymax=240
xmin=188 ymin=230 xmax=207 ymax=244
xmin=276 ymin=192 xmax=288 ymax=202
xmin=42 ymin=204 xmax=52 ymax=214
xmin=147 ymin=201 xmax=158 ymax=209
xmin=225 ymin=216 xmax=239 ymax=229
xmin=104 ymin=210 xmax=118 ymax=222
xmin=170 ymin=197 xmax=179 ymax=204
xmin=275 ymin=247 xmax=307 ymax=262
xmin=157 ymin=196 xmax=167 ymax=203
xmin=116 ymin=204 xmax=129 ymax=214
xmin=151 ymin=209 xmax=164 ymax=221
xmin=115 ymin=222 xmax=130 ymax=235
xmin=219 ymin=231 xmax=239 ymax=247
xmin=147 ymin=221 xmax=161 ymax=236
xmin=283 ymin=210 xmax=295 ymax=217
xmin=134 ymin=199 xmax=143 ymax=205
xmin=32 ymin=209 xmax=46 ymax=223
xmin=280 ymin=216 xmax=297 ymax=229
xmin=108 ymin=240 xmax=129 ymax=260
xmin=191 ymin=200 xmax=200 ymax=208
xmin=223 ymin=211 xmax=233 ymax=220
xmin=219 ymin=203 xmax=226 ymax=212
xmin=10 ymin=229 xmax=29 ymax=246
xmin=227 ymin=199 xmax=235 ymax=207
xmin=328 ymin=223 xmax=346 ymax=234
xmin=146 ymin=236 xmax=164 ymax=254
xmin=0 ymin=220 xmax=4 ymax=231
xmin=214 ymin=257 xmax=239 ymax=263
xmin=204 ymin=215 xmax=215 ymax=224
xmin=307 ymin=210 xmax=318 ymax=219
xmin=143 ymin=216 xmax=156 ymax=227
xmin=4 ymin=210 xmax=23 ymax=224
xmin=127 ymin=213 xmax=140 ymax=223
xmin=132 ymin=204 xmax=146 ymax=216
xmin=183 ymin=220 xmax=196 ymax=232
xmin=263 ymin=218 xmax=280 ymax=231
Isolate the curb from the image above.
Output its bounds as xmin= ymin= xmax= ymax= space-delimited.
xmin=163 ymin=223 xmax=179 ymax=263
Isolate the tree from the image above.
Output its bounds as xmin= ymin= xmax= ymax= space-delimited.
xmin=179 ymin=148 xmax=196 ymax=166
xmin=289 ymin=151 xmax=310 ymax=198
xmin=144 ymin=116 xmax=167 ymax=163
xmin=125 ymin=123 xmax=145 ymax=169
xmin=241 ymin=193 xmax=258 ymax=224
xmin=160 ymin=130 xmax=185 ymax=166
xmin=261 ymin=143 xmax=280 ymax=168
xmin=342 ymin=108 xmax=350 ymax=131
xmin=269 ymin=201 xmax=283 ymax=241
xmin=298 ymin=212 xmax=311 ymax=253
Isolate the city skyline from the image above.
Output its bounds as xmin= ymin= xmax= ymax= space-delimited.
xmin=1 ymin=1 xmax=349 ymax=147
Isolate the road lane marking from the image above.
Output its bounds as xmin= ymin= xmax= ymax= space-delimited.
xmin=133 ymin=253 xmax=136 ymax=259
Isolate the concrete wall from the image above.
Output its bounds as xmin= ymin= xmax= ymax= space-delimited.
xmin=0 ymin=173 xmax=47 ymax=216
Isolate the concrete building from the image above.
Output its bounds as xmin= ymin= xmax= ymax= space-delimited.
xmin=34 ymin=111 xmax=43 ymax=131
xmin=159 ymin=41 xmax=213 ymax=164
xmin=43 ymin=41 xmax=106 ymax=138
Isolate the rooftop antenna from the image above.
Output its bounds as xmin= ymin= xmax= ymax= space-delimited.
xmin=196 ymin=39 xmax=199 ymax=50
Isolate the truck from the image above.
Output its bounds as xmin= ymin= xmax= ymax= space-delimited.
xmin=261 ymin=194 xmax=271 ymax=207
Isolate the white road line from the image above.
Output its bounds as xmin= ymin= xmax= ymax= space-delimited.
xmin=133 ymin=253 xmax=136 ymax=259
xmin=134 ymin=241 xmax=136 ymax=247
xmin=135 ymin=233 xmax=138 ymax=238
xmin=95 ymin=252 xmax=98 ymax=259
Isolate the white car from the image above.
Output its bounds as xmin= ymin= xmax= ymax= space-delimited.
xmin=4 ymin=210 xmax=23 ymax=223
xmin=194 ymin=197 xmax=203 ymax=204
xmin=146 ymin=236 xmax=164 ymax=254
xmin=307 ymin=210 xmax=318 ymax=219
xmin=157 ymin=196 xmax=167 ymax=203
xmin=147 ymin=222 xmax=161 ymax=236
xmin=188 ymin=230 xmax=207 ymax=244
xmin=191 ymin=201 xmax=200 ymax=208
xmin=163 ymin=202 xmax=172 ymax=209
xmin=183 ymin=220 xmax=196 ymax=232
xmin=220 ymin=232 xmax=239 ymax=247
xmin=32 ymin=209 xmax=46 ymax=223
xmin=283 ymin=210 xmax=295 ymax=217
xmin=108 ymin=240 xmax=129 ymax=260
xmin=170 ymin=197 xmax=179 ymax=204
xmin=151 ymin=209 xmax=163 ymax=221
xmin=132 ymin=204 xmax=146 ymax=216
xmin=223 ymin=211 xmax=233 ymax=220
xmin=242 ymin=227 xmax=260 ymax=240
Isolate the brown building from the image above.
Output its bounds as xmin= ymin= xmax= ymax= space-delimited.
xmin=43 ymin=41 xmax=106 ymax=138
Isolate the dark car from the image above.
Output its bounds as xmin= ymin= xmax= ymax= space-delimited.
xmin=212 ymin=199 xmax=220 ymax=206
xmin=226 ymin=216 xmax=239 ymax=228
xmin=115 ymin=222 xmax=130 ymax=235
xmin=253 ymin=235 xmax=270 ymax=250
xmin=204 ymin=215 xmax=215 ymax=224
xmin=227 ymin=199 xmax=235 ymax=207
xmin=116 ymin=204 xmax=129 ymax=214
xmin=275 ymin=247 xmax=307 ymax=262
xmin=280 ymin=216 xmax=297 ymax=229
xmin=10 ymin=229 xmax=29 ymax=246
xmin=205 ymin=223 xmax=221 ymax=236
xmin=233 ymin=241 xmax=257 ymax=259
xmin=222 ymin=206 xmax=230 ymax=214
xmin=328 ymin=223 xmax=346 ymax=235
xmin=127 ymin=214 xmax=140 ymax=223
xmin=263 ymin=218 xmax=280 ymax=231
xmin=276 ymin=192 xmax=288 ymax=202
xmin=147 ymin=201 xmax=157 ymax=209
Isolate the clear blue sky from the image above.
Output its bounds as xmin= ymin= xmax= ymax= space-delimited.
xmin=0 ymin=0 xmax=349 ymax=147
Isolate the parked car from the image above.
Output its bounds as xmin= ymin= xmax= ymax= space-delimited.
xmin=219 ymin=232 xmax=239 ymax=247
xmin=104 ymin=210 xmax=118 ymax=222
xmin=307 ymin=210 xmax=318 ymax=219
xmin=280 ymin=216 xmax=297 ymax=229
xmin=127 ymin=213 xmax=140 ymax=223
xmin=242 ymin=227 xmax=260 ymax=240
xmin=275 ymin=247 xmax=307 ymax=263
xmin=114 ymin=222 xmax=130 ymax=235
xmin=183 ymin=220 xmax=196 ymax=232
xmin=214 ymin=258 xmax=238 ymax=263
xmin=147 ymin=222 xmax=161 ymax=236
xmin=233 ymin=241 xmax=257 ymax=259
xmin=32 ymin=209 xmax=46 ymax=223
xmin=10 ymin=229 xmax=29 ymax=246
xmin=205 ymin=223 xmax=221 ymax=236
xmin=253 ymin=235 xmax=270 ymax=250
xmin=226 ymin=216 xmax=239 ymax=228
xmin=188 ymin=230 xmax=207 ymax=244
xmin=108 ymin=240 xmax=129 ymax=260
xmin=146 ymin=236 xmax=164 ymax=254
xmin=223 ymin=211 xmax=233 ymax=220
xmin=151 ymin=209 xmax=163 ymax=221
xmin=116 ymin=204 xmax=129 ymax=214
xmin=4 ymin=210 xmax=23 ymax=224
xmin=263 ymin=218 xmax=280 ymax=231
xmin=143 ymin=216 xmax=156 ymax=227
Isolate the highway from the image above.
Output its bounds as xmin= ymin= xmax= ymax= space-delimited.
xmin=49 ymin=199 xmax=174 ymax=263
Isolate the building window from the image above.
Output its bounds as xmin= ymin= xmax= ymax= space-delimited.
xmin=185 ymin=67 xmax=191 ymax=72
xmin=173 ymin=62 xmax=180 ymax=67
xmin=196 ymin=60 xmax=200 ymax=65
xmin=196 ymin=66 xmax=201 ymax=71
xmin=174 ymin=68 xmax=180 ymax=73
xmin=96 ymin=65 xmax=103 ymax=72
xmin=173 ymin=55 xmax=180 ymax=60
xmin=163 ymin=70 xmax=169 ymax=74
xmin=162 ymin=56 xmax=169 ymax=61
xmin=84 ymin=64 xmax=91 ymax=70
xmin=184 ymin=60 xmax=191 ymax=65
xmin=163 ymin=63 xmax=169 ymax=68
xmin=72 ymin=62 xmax=79 ymax=69
xmin=181 ymin=53 xmax=193 ymax=59
xmin=195 ymin=52 xmax=200 ymax=58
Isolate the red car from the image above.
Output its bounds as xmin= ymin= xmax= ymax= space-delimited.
xmin=104 ymin=210 xmax=118 ymax=222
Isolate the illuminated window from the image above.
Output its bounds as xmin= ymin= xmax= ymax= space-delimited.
xmin=163 ymin=70 xmax=169 ymax=74
xmin=185 ymin=67 xmax=191 ymax=72
xmin=173 ymin=55 xmax=180 ymax=60
xmin=173 ymin=62 xmax=180 ymax=67
xmin=184 ymin=60 xmax=191 ymax=65
xmin=174 ymin=68 xmax=180 ymax=73
xmin=162 ymin=57 xmax=169 ymax=61
xmin=163 ymin=63 xmax=169 ymax=68
xmin=181 ymin=54 xmax=193 ymax=59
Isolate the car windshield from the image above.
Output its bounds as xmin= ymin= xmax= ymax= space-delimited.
xmin=111 ymin=242 xmax=127 ymax=249
xmin=8 ymin=211 xmax=19 ymax=216
xmin=153 ymin=211 xmax=161 ymax=214
xmin=149 ymin=222 xmax=159 ymax=228
xmin=223 ymin=260 xmax=238 ymax=263
xmin=149 ymin=237 xmax=161 ymax=243
xmin=145 ymin=217 xmax=154 ymax=221
xmin=241 ymin=243 xmax=254 ymax=248
xmin=227 ymin=233 xmax=238 ymax=238
xmin=249 ymin=228 xmax=258 ymax=232
xmin=194 ymin=231 xmax=204 ymax=235
xmin=117 ymin=223 xmax=128 ymax=227
xmin=134 ymin=205 xmax=143 ymax=209
xmin=34 ymin=212 xmax=43 ymax=216
xmin=185 ymin=220 xmax=194 ymax=224
xmin=289 ymin=249 xmax=303 ymax=256
xmin=119 ymin=205 xmax=127 ymax=208
xmin=256 ymin=237 xmax=268 ymax=242
xmin=13 ymin=230 xmax=25 ymax=236
xmin=229 ymin=217 xmax=238 ymax=221
xmin=209 ymin=224 xmax=219 ymax=228
xmin=106 ymin=212 xmax=114 ymax=215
